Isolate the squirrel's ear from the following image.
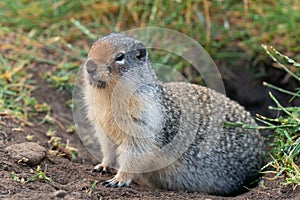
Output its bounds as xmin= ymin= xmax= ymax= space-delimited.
xmin=135 ymin=43 xmax=147 ymax=60
xmin=136 ymin=48 xmax=147 ymax=60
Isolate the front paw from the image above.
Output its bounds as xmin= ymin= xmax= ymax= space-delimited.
xmin=92 ymin=163 xmax=111 ymax=175
xmin=102 ymin=173 xmax=132 ymax=188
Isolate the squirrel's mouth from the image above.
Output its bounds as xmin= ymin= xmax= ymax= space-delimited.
xmin=87 ymin=74 xmax=107 ymax=89
xmin=90 ymin=79 xmax=107 ymax=88
xmin=84 ymin=60 xmax=109 ymax=89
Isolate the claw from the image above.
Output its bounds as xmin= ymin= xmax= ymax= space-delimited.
xmin=102 ymin=177 xmax=131 ymax=188
xmin=103 ymin=181 xmax=118 ymax=188
xmin=92 ymin=164 xmax=110 ymax=174
xmin=102 ymin=180 xmax=109 ymax=185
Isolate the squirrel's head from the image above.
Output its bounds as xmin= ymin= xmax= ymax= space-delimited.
xmin=84 ymin=33 xmax=155 ymax=89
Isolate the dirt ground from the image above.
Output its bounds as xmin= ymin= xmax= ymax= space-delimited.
xmin=1 ymin=40 xmax=300 ymax=199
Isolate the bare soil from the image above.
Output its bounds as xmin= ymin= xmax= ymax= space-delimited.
xmin=1 ymin=38 xmax=300 ymax=200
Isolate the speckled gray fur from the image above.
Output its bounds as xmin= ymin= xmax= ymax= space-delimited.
xmin=84 ymin=33 xmax=265 ymax=196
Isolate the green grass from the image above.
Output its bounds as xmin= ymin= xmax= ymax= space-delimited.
xmin=0 ymin=31 xmax=49 ymax=125
xmin=260 ymin=46 xmax=300 ymax=188
xmin=12 ymin=165 xmax=56 ymax=186
xmin=1 ymin=0 xmax=299 ymax=82
xmin=262 ymin=104 xmax=300 ymax=188
xmin=43 ymin=62 xmax=79 ymax=92
xmin=88 ymin=180 xmax=98 ymax=195
xmin=48 ymin=133 xmax=79 ymax=162
xmin=225 ymin=46 xmax=300 ymax=188
xmin=2 ymin=0 xmax=298 ymax=113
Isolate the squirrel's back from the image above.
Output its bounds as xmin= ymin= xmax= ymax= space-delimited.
xmin=140 ymin=81 xmax=264 ymax=195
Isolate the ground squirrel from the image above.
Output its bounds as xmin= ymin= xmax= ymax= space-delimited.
xmin=82 ymin=33 xmax=265 ymax=195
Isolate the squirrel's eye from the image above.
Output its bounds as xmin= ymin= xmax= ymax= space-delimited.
xmin=115 ymin=52 xmax=125 ymax=62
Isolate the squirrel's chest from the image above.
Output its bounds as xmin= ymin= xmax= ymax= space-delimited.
xmin=85 ymin=85 xmax=164 ymax=141
xmin=84 ymin=85 xmax=115 ymax=129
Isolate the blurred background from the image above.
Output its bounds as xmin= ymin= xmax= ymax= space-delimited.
xmin=0 ymin=0 xmax=299 ymax=117
xmin=0 ymin=1 xmax=300 ymax=193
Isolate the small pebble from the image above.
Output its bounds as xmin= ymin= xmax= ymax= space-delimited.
xmin=50 ymin=190 xmax=67 ymax=198
xmin=5 ymin=142 xmax=47 ymax=166
xmin=71 ymin=191 xmax=82 ymax=198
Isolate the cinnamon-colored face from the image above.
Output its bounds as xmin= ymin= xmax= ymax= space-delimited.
xmin=85 ymin=36 xmax=126 ymax=88
xmin=84 ymin=34 xmax=147 ymax=88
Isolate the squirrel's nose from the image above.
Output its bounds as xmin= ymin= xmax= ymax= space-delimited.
xmin=86 ymin=59 xmax=98 ymax=75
